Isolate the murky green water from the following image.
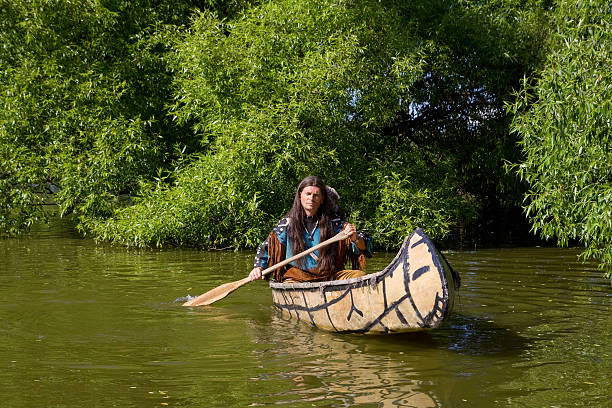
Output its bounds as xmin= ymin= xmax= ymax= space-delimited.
xmin=1 ymin=219 xmax=610 ymax=407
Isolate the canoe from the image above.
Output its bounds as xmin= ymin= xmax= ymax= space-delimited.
xmin=269 ymin=228 xmax=459 ymax=334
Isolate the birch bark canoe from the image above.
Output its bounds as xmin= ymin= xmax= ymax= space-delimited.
xmin=269 ymin=228 xmax=459 ymax=334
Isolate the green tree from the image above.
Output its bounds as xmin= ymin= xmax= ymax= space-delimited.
xmin=0 ymin=0 xmax=251 ymax=235
xmin=510 ymin=0 xmax=612 ymax=279
xmin=1 ymin=0 xmax=551 ymax=251
xmin=92 ymin=0 xmax=548 ymax=249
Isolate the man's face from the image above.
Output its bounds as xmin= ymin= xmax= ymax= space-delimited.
xmin=300 ymin=186 xmax=323 ymax=216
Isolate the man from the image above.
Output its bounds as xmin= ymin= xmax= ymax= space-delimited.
xmin=248 ymin=175 xmax=371 ymax=282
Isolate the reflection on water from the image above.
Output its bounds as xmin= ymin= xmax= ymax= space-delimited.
xmin=237 ymin=306 xmax=536 ymax=407
xmin=248 ymin=314 xmax=441 ymax=407
xmin=1 ymin=219 xmax=610 ymax=407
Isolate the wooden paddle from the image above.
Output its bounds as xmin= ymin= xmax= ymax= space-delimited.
xmin=182 ymin=230 xmax=350 ymax=307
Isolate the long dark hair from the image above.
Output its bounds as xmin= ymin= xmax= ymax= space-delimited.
xmin=287 ymin=176 xmax=337 ymax=274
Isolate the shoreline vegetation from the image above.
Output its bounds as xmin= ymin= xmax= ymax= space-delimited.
xmin=1 ymin=1 xmax=610 ymax=280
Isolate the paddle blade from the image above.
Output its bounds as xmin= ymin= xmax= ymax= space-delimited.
xmin=182 ymin=276 xmax=251 ymax=307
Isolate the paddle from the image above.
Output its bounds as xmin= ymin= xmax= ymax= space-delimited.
xmin=182 ymin=230 xmax=350 ymax=307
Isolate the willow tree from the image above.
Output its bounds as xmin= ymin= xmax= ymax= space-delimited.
xmin=0 ymin=0 xmax=251 ymax=236
xmin=510 ymin=1 xmax=612 ymax=279
xmin=91 ymin=0 xmax=548 ymax=248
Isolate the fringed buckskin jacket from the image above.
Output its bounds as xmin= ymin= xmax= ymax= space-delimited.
xmin=253 ymin=215 xmax=371 ymax=282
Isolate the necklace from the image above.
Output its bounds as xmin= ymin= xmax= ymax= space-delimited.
xmin=305 ymin=220 xmax=319 ymax=240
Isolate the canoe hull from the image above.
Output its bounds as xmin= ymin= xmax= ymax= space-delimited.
xmin=269 ymin=228 xmax=458 ymax=334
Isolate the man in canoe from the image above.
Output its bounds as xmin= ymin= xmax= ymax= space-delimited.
xmin=248 ymin=175 xmax=371 ymax=283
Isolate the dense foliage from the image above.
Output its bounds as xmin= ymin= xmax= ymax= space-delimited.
xmin=510 ymin=0 xmax=612 ymax=278
xmin=7 ymin=0 xmax=610 ymax=282
xmin=86 ymin=0 xmax=548 ymax=249
xmin=0 ymin=0 xmax=251 ymax=234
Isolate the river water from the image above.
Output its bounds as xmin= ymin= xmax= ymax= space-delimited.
xmin=1 ymin=219 xmax=610 ymax=407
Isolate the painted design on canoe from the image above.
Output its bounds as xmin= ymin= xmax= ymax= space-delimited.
xmin=269 ymin=228 xmax=458 ymax=334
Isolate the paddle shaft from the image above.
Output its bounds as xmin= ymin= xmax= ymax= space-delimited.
xmin=182 ymin=230 xmax=350 ymax=306
xmin=259 ymin=229 xmax=349 ymax=278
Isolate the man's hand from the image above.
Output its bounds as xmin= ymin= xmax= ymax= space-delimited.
xmin=249 ymin=266 xmax=264 ymax=281
xmin=343 ymin=222 xmax=358 ymax=242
